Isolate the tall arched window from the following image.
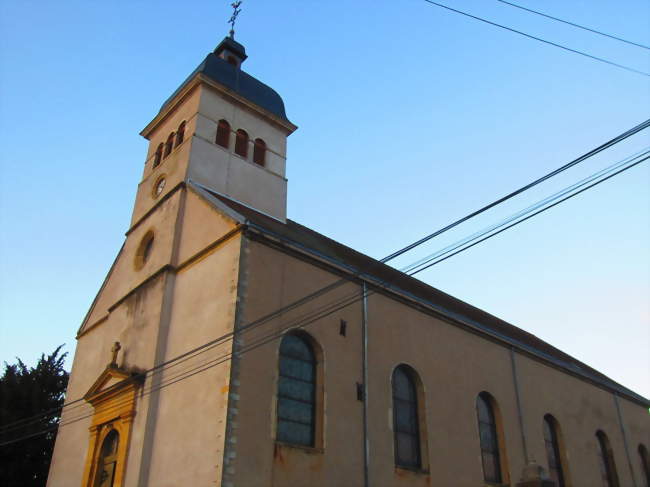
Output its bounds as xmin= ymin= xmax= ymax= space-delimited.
xmin=638 ymin=444 xmax=649 ymax=487
xmin=216 ymin=119 xmax=230 ymax=148
xmin=235 ymin=129 xmax=248 ymax=158
xmin=175 ymin=121 xmax=186 ymax=147
xmin=276 ymin=333 xmax=316 ymax=447
xmin=153 ymin=143 xmax=163 ymax=168
xmin=477 ymin=392 xmax=505 ymax=484
xmin=596 ymin=430 xmax=619 ymax=487
xmin=96 ymin=429 xmax=119 ymax=487
xmin=392 ymin=365 xmax=423 ymax=469
xmin=164 ymin=133 xmax=175 ymax=158
xmin=543 ymin=415 xmax=567 ymax=487
xmin=253 ymin=138 xmax=266 ymax=166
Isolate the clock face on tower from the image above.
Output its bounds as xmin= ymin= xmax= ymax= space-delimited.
xmin=154 ymin=177 xmax=166 ymax=197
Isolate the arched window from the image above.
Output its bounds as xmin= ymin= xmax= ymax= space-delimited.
xmin=638 ymin=444 xmax=649 ymax=487
xmin=253 ymin=138 xmax=266 ymax=166
xmin=235 ymin=129 xmax=248 ymax=158
xmin=153 ymin=143 xmax=163 ymax=168
xmin=477 ymin=392 xmax=505 ymax=484
xmin=392 ymin=365 xmax=423 ymax=469
xmin=96 ymin=429 xmax=119 ymax=487
xmin=276 ymin=333 xmax=316 ymax=447
xmin=175 ymin=121 xmax=186 ymax=147
xmin=596 ymin=430 xmax=619 ymax=487
xmin=164 ymin=133 xmax=175 ymax=158
xmin=543 ymin=415 xmax=567 ymax=487
xmin=216 ymin=119 xmax=230 ymax=148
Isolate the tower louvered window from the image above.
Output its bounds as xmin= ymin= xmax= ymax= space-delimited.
xmin=235 ymin=129 xmax=249 ymax=158
xmin=216 ymin=119 xmax=230 ymax=148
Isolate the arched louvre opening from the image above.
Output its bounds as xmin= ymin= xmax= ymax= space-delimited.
xmin=96 ymin=429 xmax=119 ymax=487
xmin=596 ymin=430 xmax=619 ymax=487
xmin=543 ymin=415 xmax=566 ymax=487
xmin=235 ymin=129 xmax=249 ymax=158
xmin=175 ymin=121 xmax=186 ymax=147
xmin=216 ymin=119 xmax=230 ymax=148
xmin=153 ymin=143 xmax=163 ymax=168
xmin=253 ymin=138 xmax=266 ymax=166
xmin=164 ymin=133 xmax=175 ymax=157
xmin=392 ymin=365 xmax=422 ymax=469
xmin=276 ymin=333 xmax=316 ymax=447
xmin=476 ymin=392 xmax=503 ymax=484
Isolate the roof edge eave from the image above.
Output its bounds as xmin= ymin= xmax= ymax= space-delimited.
xmin=243 ymin=221 xmax=650 ymax=408
xmin=140 ymin=73 xmax=298 ymax=140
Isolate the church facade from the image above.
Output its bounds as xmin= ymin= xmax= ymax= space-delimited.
xmin=47 ymin=36 xmax=649 ymax=487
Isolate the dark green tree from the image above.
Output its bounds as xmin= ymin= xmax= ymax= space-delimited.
xmin=0 ymin=346 xmax=69 ymax=486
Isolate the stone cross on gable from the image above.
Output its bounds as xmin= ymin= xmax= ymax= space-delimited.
xmin=110 ymin=341 xmax=121 ymax=367
xmin=228 ymin=1 xmax=243 ymax=38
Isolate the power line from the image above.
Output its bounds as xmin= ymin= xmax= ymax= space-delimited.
xmin=422 ymin=0 xmax=650 ymax=77
xmin=2 ymin=147 xmax=647 ymax=447
xmin=495 ymin=0 xmax=650 ymax=51
xmin=2 ymin=118 xmax=649 ymax=436
xmin=382 ymin=118 xmax=650 ymax=263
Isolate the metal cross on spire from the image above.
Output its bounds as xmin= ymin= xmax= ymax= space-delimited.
xmin=228 ymin=1 xmax=243 ymax=39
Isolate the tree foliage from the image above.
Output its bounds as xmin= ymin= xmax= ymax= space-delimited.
xmin=0 ymin=346 xmax=69 ymax=486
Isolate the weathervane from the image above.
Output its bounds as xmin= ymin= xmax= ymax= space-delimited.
xmin=228 ymin=1 xmax=243 ymax=39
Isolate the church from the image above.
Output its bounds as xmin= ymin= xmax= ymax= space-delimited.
xmin=47 ymin=32 xmax=649 ymax=487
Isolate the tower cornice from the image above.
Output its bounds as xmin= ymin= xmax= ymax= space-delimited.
xmin=140 ymin=71 xmax=297 ymax=139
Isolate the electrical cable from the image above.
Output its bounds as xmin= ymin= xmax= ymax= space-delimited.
xmin=495 ymin=0 xmax=650 ymax=51
xmin=422 ymin=0 xmax=650 ymax=77
xmin=2 ymin=148 xmax=647 ymax=447
xmin=2 ymin=119 xmax=649 ymax=436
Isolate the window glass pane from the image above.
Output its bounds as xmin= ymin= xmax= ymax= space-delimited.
xmin=278 ymin=376 xmax=313 ymax=402
xmin=280 ymin=335 xmax=313 ymax=361
xmin=395 ymin=432 xmax=418 ymax=467
xmin=278 ymin=397 xmax=313 ymax=425
xmin=477 ymin=395 xmax=492 ymax=423
xmin=279 ymin=356 xmax=314 ymax=382
xmin=395 ymin=398 xmax=417 ymax=434
xmin=479 ymin=422 xmax=496 ymax=452
xmin=277 ymin=419 xmax=313 ymax=446
xmin=482 ymin=452 xmax=499 ymax=483
xmin=393 ymin=368 xmax=416 ymax=401
xmin=543 ymin=418 xmax=553 ymax=442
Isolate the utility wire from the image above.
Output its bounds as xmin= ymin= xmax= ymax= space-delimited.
xmin=404 ymin=149 xmax=650 ymax=274
xmin=422 ymin=0 xmax=650 ymax=77
xmin=382 ymin=118 xmax=650 ymax=263
xmin=2 ymin=148 xmax=648 ymax=447
xmin=2 ymin=119 xmax=649 ymax=436
xmin=495 ymin=0 xmax=650 ymax=51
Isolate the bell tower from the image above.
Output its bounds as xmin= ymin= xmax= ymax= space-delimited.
xmin=131 ymin=35 xmax=297 ymax=227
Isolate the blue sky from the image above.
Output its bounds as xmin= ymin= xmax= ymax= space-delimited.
xmin=0 ymin=0 xmax=648 ymax=397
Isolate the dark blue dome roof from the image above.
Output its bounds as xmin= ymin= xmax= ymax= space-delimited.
xmin=160 ymin=51 xmax=289 ymax=122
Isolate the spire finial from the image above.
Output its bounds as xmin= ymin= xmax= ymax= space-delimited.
xmin=228 ymin=1 xmax=243 ymax=39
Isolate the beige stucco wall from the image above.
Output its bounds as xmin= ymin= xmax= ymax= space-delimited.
xmin=231 ymin=240 xmax=366 ymax=487
xmin=230 ymin=238 xmax=650 ymax=487
xmin=48 ymin=188 xmax=243 ymax=487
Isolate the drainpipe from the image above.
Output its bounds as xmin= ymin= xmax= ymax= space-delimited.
xmin=362 ymin=282 xmax=370 ymax=487
xmin=613 ymin=392 xmax=637 ymax=487
xmin=510 ymin=347 xmax=529 ymax=463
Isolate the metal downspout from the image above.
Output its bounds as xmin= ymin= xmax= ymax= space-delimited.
xmin=362 ymin=282 xmax=370 ymax=487
xmin=510 ymin=347 xmax=529 ymax=463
